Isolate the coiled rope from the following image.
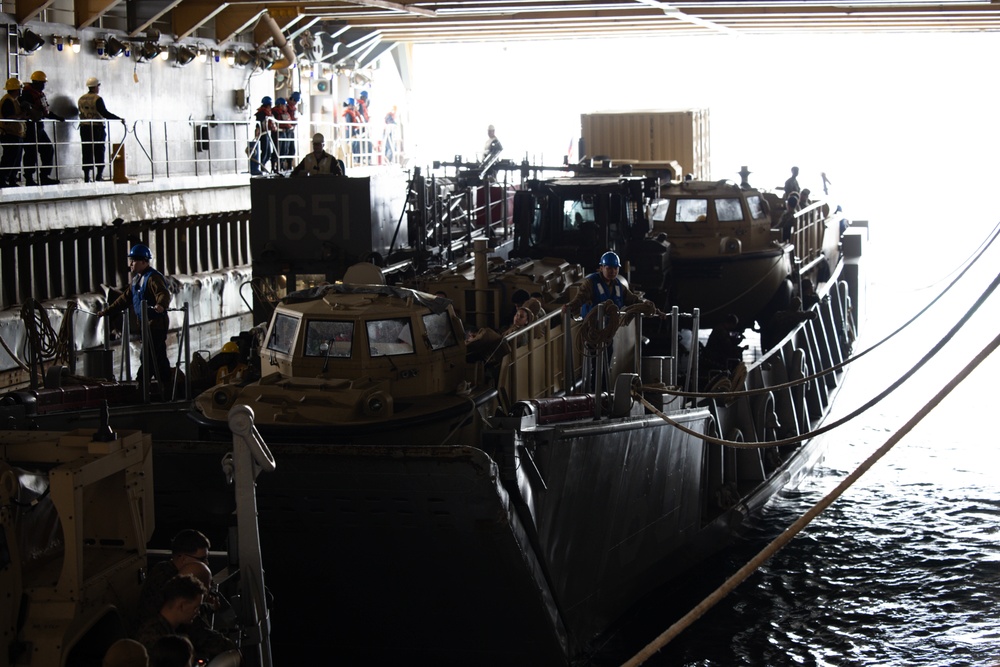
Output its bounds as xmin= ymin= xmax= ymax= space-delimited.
xmin=621 ymin=328 xmax=1000 ymax=666
xmin=577 ymin=301 xmax=659 ymax=350
xmin=16 ymin=299 xmax=79 ymax=383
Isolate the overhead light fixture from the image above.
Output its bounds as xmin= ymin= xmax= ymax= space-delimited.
xmin=224 ymin=49 xmax=236 ymax=66
xmin=255 ymin=48 xmax=277 ymax=70
xmin=211 ymin=49 xmax=221 ymax=63
xmin=105 ymin=35 xmax=125 ymax=58
xmin=138 ymin=40 xmax=162 ymax=62
xmin=174 ymin=44 xmax=196 ymax=67
xmin=68 ymin=37 xmax=81 ymax=53
xmin=95 ymin=38 xmax=106 ymax=56
xmin=196 ymin=45 xmax=207 ymax=63
xmin=53 ymin=35 xmax=64 ymax=51
xmin=19 ymin=29 xmax=44 ymax=54
xmin=235 ymin=49 xmax=253 ymax=67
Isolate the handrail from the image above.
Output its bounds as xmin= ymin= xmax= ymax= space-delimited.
xmin=2 ymin=116 xmax=404 ymax=187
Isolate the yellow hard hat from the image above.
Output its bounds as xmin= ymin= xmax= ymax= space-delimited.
xmin=4 ymin=78 xmax=20 ymax=91
xmin=30 ymin=71 xmax=47 ymax=83
xmin=221 ymin=341 xmax=239 ymax=353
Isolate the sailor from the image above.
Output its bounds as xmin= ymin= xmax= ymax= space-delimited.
xmin=0 ymin=77 xmax=25 ymax=187
xmin=78 ymin=76 xmax=125 ymax=182
xmin=20 ymin=70 xmax=65 ymax=186
xmin=483 ymin=124 xmax=502 ymax=161
xmin=562 ymin=251 xmax=652 ymax=389
xmin=357 ymin=90 xmax=370 ymax=123
xmin=97 ymin=243 xmax=172 ymax=395
xmin=562 ymin=251 xmax=649 ymax=318
xmin=342 ymin=97 xmax=362 ymax=164
xmin=290 ymin=133 xmax=344 ymax=177
xmin=762 ymin=295 xmax=818 ymax=352
xmin=251 ymin=96 xmax=276 ymax=175
xmin=784 ymin=165 xmax=800 ymax=196
xmin=272 ymin=97 xmax=294 ymax=170
xmin=702 ymin=313 xmax=747 ymax=373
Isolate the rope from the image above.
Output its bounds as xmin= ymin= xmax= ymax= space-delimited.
xmin=621 ymin=329 xmax=1000 ymax=667
xmin=578 ymin=301 xmax=658 ymax=350
xmin=17 ymin=299 xmax=67 ymax=383
xmin=636 ymin=262 xmax=1000 ymax=449
xmin=662 ymin=220 xmax=1000 ymax=403
xmin=0 ymin=332 xmax=30 ymax=372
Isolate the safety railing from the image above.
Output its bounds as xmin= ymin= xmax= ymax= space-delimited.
xmin=789 ymin=200 xmax=831 ymax=267
xmin=0 ymin=117 xmax=404 ymax=187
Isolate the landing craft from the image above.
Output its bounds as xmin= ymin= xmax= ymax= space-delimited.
xmin=0 ymin=154 xmax=864 ymax=665
xmin=179 ymin=199 xmax=862 ymax=663
xmin=511 ymin=166 xmax=844 ymax=331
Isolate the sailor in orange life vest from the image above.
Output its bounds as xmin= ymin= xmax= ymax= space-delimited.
xmin=97 ymin=244 xmax=173 ymax=393
xmin=562 ymin=251 xmax=652 ymax=388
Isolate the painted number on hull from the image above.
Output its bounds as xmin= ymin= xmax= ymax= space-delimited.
xmin=268 ymin=194 xmax=350 ymax=242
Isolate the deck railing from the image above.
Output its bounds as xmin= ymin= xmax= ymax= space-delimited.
xmin=2 ymin=117 xmax=404 ymax=186
xmin=789 ymin=200 xmax=831 ymax=267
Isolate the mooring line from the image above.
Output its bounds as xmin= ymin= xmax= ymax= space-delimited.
xmin=666 ymin=220 xmax=1000 ymax=402
xmin=621 ymin=330 xmax=1000 ymax=667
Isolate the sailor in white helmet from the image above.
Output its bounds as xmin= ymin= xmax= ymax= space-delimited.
xmin=78 ymin=76 xmax=125 ymax=182
xmin=290 ymin=133 xmax=344 ymax=177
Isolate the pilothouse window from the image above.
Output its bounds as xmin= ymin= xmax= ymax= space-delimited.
xmin=715 ymin=198 xmax=744 ymax=222
xmin=747 ymin=195 xmax=766 ymax=219
xmin=676 ymin=199 xmax=709 ymax=223
xmin=304 ymin=320 xmax=354 ymax=358
xmin=422 ymin=312 xmax=457 ymax=350
xmin=367 ymin=318 xmax=415 ymax=357
xmin=266 ymin=313 xmax=299 ymax=355
xmin=650 ymin=199 xmax=669 ymax=223
xmin=563 ymin=199 xmax=595 ymax=231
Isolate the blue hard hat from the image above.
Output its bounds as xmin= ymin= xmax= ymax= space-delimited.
xmin=261 ymin=96 xmax=272 ymax=106
xmin=359 ymin=90 xmax=368 ymax=99
xmin=128 ymin=244 xmax=152 ymax=260
xmin=290 ymin=91 xmax=301 ymax=102
xmin=276 ymin=97 xmax=286 ymax=105
xmin=346 ymin=97 xmax=355 ymax=106
xmin=599 ymin=251 xmax=621 ymax=268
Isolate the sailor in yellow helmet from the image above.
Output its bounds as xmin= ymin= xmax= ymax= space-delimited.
xmin=78 ymin=76 xmax=125 ymax=182
xmin=0 ymin=77 xmax=25 ymax=187
xmin=20 ymin=70 xmax=65 ymax=186
xmin=214 ymin=340 xmax=247 ymax=384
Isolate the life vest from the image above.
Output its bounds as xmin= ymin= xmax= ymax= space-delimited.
xmin=272 ymin=104 xmax=292 ymax=129
xmin=255 ymin=106 xmax=276 ymax=133
xmin=342 ymin=107 xmax=361 ymax=133
xmin=0 ymin=93 xmax=25 ymax=138
xmin=78 ymin=92 xmax=102 ymax=120
xmin=580 ymin=271 xmax=625 ymax=317
xmin=131 ymin=267 xmax=167 ymax=319
xmin=21 ymin=85 xmax=49 ymax=122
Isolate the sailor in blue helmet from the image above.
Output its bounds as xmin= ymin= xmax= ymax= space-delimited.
xmin=563 ymin=251 xmax=652 ymax=389
xmin=251 ymin=96 xmax=276 ymax=174
xmin=98 ymin=243 xmax=173 ymax=397
xmin=272 ymin=96 xmax=293 ymax=169
xmin=342 ymin=97 xmax=363 ymax=164
xmin=563 ymin=251 xmax=649 ymax=317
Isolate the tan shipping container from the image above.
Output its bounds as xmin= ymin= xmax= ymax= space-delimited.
xmin=581 ymin=109 xmax=710 ymax=179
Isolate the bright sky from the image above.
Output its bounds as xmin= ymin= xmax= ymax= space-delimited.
xmin=371 ymin=32 xmax=1000 ymax=283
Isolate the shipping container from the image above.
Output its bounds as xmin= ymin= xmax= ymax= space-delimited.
xmin=581 ymin=109 xmax=710 ymax=179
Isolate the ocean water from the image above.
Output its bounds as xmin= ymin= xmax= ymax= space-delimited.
xmin=590 ymin=230 xmax=1000 ymax=666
